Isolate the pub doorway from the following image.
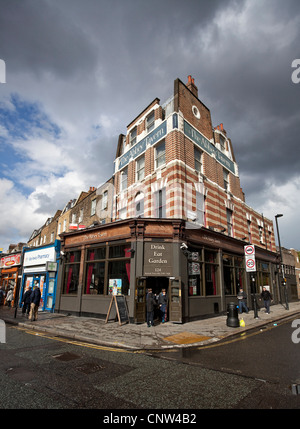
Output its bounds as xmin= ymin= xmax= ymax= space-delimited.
xmin=146 ymin=277 xmax=169 ymax=324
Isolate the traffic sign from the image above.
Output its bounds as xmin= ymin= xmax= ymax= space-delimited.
xmin=244 ymin=245 xmax=255 ymax=256
xmin=245 ymin=257 xmax=256 ymax=272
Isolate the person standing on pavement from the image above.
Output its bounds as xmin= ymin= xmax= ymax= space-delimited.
xmin=22 ymin=287 xmax=32 ymax=317
xmin=146 ymin=288 xmax=156 ymax=327
xmin=158 ymin=289 xmax=168 ymax=323
xmin=6 ymin=288 xmax=13 ymax=308
xmin=237 ymin=288 xmax=249 ymax=314
xmin=260 ymin=286 xmax=273 ymax=314
xmin=29 ymin=284 xmax=41 ymax=321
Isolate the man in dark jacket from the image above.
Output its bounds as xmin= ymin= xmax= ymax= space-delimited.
xmin=22 ymin=287 xmax=32 ymax=316
xmin=146 ymin=288 xmax=156 ymax=327
xmin=260 ymin=286 xmax=273 ymax=314
xmin=29 ymin=285 xmax=41 ymax=321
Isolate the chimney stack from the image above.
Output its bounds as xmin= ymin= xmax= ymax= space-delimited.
xmin=187 ymin=75 xmax=198 ymax=98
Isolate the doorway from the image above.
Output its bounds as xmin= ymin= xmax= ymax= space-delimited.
xmin=146 ymin=277 xmax=169 ymax=323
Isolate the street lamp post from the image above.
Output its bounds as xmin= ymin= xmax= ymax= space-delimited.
xmin=275 ymin=214 xmax=289 ymax=310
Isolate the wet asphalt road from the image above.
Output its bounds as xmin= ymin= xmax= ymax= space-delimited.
xmin=1 ymin=316 xmax=300 ymax=411
xmin=149 ymin=315 xmax=300 ymax=408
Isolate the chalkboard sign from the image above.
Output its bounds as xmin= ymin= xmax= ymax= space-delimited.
xmin=105 ymin=295 xmax=129 ymax=325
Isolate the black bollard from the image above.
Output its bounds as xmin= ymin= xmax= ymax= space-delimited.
xmin=226 ymin=302 xmax=239 ymax=327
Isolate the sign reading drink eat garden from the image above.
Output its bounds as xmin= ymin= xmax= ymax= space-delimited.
xmin=143 ymin=242 xmax=173 ymax=276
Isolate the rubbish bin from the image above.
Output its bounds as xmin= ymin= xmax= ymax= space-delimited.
xmin=226 ymin=302 xmax=239 ymax=327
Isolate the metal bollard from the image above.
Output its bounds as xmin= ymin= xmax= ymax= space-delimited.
xmin=226 ymin=302 xmax=239 ymax=327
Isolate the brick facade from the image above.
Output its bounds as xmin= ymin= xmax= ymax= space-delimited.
xmin=113 ymin=76 xmax=276 ymax=251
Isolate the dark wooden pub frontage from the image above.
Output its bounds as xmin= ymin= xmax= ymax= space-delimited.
xmin=55 ymin=218 xmax=279 ymax=323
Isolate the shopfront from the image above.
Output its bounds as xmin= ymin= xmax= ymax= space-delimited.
xmin=56 ymin=218 xmax=279 ymax=323
xmin=0 ymin=253 xmax=22 ymax=306
xmin=19 ymin=241 xmax=60 ymax=312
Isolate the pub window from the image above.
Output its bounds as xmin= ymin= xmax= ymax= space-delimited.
xmin=84 ymin=247 xmax=106 ymax=295
xmin=62 ymin=250 xmax=81 ymax=294
xmin=108 ymin=245 xmax=131 ymax=296
xmin=188 ymin=251 xmax=203 ymax=296
xmin=204 ymin=250 xmax=219 ymax=296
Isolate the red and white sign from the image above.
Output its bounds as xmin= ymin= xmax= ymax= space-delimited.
xmin=246 ymin=258 xmax=256 ymax=271
xmin=0 ymin=253 xmax=21 ymax=268
xmin=244 ymin=245 xmax=256 ymax=272
xmin=244 ymin=245 xmax=255 ymax=256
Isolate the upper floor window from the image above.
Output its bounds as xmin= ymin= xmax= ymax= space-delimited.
xmin=220 ymin=135 xmax=226 ymax=152
xmin=194 ymin=147 xmax=202 ymax=173
xmin=146 ymin=111 xmax=155 ymax=133
xmin=154 ymin=188 xmax=166 ymax=218
xmin=129 ymin=127 xmax=137 ymax=146
xmin=135 ymin=192 xmax=144 ymax=217
xmin=226 ymin=209 xmax=233 ymax=237
xmin=91 ymin=198 xmax=96 ymax=216
xmin=120 ymin=167 xmax=128 ymax=191
xmin=136 ymin=155 xmax=145 ymax=181
xmin=79 ymin=208 xmax=83 ymax=223
xmin=102 ymin=190 xmax=108 ymax=210
xmin=155 ymin=141 xmax=165 ymax=169
xmin=223 ymin=169 xmax=230 ymax=191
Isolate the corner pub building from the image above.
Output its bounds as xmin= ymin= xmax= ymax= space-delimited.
xmin=56 ymin=76 xmax=279 ymax=323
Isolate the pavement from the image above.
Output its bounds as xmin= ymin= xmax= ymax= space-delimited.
xmin=1 ymin=301 xmax=300 ymax=351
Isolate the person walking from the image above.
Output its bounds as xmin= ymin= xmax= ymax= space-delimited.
xmin=260 ymin=286 xmax=273 ymax=314
xmin=146 ymin=288 xmax=156 ymax=327
xmin=237 ymin=288 xmax=249 ymax=314
xmin=22 ymin=287 xmax=32 ymax=317
xmin=158 ymin=288 xmax=168 ymax=323
xmin=29 ymin=284 xmax=41 ymax=321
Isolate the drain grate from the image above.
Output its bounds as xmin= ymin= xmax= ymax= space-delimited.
xmin=76 ymin=363 xmax=104 ymax=374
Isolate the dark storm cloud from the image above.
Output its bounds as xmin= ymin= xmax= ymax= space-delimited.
xmin=0 ymin=0 xmax=300 ymax=250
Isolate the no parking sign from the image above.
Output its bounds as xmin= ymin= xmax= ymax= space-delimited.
xmin=244 ymin=245 xmax=256 ymax=272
